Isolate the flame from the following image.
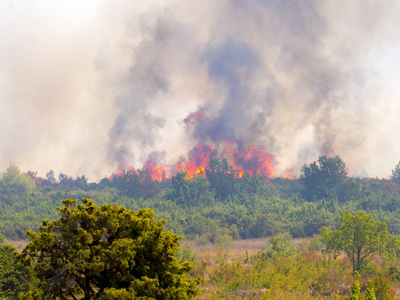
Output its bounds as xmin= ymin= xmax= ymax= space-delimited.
xmin=113 ymin=141 xmax=278 ymax=181
xmin=284 ymin=169 xmax=291 ymax=179
xmin=110 ymin=165 xmax=137 ymax=180
xmin=225 ymin=142 xmax=275 ymax=178
xmin=145 ymin=160 xmax=170 ymax=182
xmin=183 ymin=109 xmax=204 ymax=127
xmin=144 ymin=152 xmax=172 ymax=182
xmin=112 ymin=111 xmax=279 ymax=181
xmin=177 ymin=143 xmax=213 ymax=179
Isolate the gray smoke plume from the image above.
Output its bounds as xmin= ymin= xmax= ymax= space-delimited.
xmin=1 ymin=0 xmax=400 ymax=179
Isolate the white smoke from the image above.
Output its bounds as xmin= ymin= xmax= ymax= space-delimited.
xmin=1 ymin=0 xmax=400 ymax=180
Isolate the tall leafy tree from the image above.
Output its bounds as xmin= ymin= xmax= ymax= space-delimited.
xmin=206 ymin=158 xmax=236 ymax=200
xmin=391 ymin=161 xmax=400 ymax=184
xmin=19 ymin=198 xmax=202 ymax=299
xmin=0 ymin=163 xmax=35 ymax=205
xmin=320 ymin=211 xmax=399 ymax=272
xmin=301 ymin=155 xmax=348 ymax=201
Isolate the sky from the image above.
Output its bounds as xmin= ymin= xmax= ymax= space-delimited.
xmin=1 ymin=0 xmax=400 ymax=181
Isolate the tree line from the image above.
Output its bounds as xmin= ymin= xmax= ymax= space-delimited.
xmin=2 ymin=157 xmax=400 ymax=242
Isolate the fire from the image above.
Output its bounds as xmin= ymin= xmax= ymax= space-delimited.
xmin=284 ymin=169 xmax=291 ymax=179
xmin=112 ymin=111 xmax=280 ymax=181
xmin=145 ymin=160 xmax=170 ymax=182
xmin=113 ymin=141 xmax=278 ymax=181
xmin=183 ymin=109 xmax=204 ymax=127
xmin=144 ymin=153 xmax=172 ymax=182
xmin=110 ymin=165 xmax=137 ymax=180
xmin=227 ymin=143 xmax=275 ymax=178
xmin=177 ymin=143 xmax=213 ymax=179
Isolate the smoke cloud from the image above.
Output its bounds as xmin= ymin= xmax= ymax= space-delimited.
xmin=1 ymin=0 xmax=400 ymax=180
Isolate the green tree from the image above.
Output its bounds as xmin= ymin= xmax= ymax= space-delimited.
xmin=0 ymin=163 xmax=35 ymax=205
xmin=301 ymin=155 xmax=348 ymax=201
xmin=19 ymin=198 xmax=202 ymax=299
xmin=0 ymin=244 xmax=34 ymax=299
xmin=45 ymin=170 xmax=57 ymax=184
xmin=205 ymin=158 xmax=236 ymax=200
xmin=167 ymin=172 xmax=214 ymax=208
xmin=320 ymin=211 xmax=399 ymax=272
xmin=391 ymin=161 xmax=400 ymax=184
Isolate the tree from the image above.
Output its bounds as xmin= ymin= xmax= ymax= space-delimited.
xmin=19 ymin=198 xmax=202 ymax=299
xmin=0 ymin=244 xmax=34 ymax=299
xmin=205 ymin=158 xmax=236 ymax=200
xmin=167 ymin=171 xmax=214 ymax=208
xmin=320 ymin=211 xmax=399 ymax=272
xmin=45 ymin=170 xmax=57 ymax=184
xmin=301 ymin=155 xmax=349 ymax=201
xmin=391 ymin=161 xmax=400 ymax=184
xmin=0 ymin=163 xmax=35 ymax=205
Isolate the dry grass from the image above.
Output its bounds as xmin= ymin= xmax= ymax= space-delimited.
xmin=182 ymin=237 xmax=313 ymax=261
xmin=5 ymin=240 xmax=29 ymax=252
xmin=182 ymin=238 xmax=269 ymax=261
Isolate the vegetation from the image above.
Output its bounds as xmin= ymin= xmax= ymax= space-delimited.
xmin=320 ymin=211 xmax=399 ymax=272
xmin=185 ymin=234 xmax=399 ymax=299
xmin=0 ymin=157 xmax=399 ymax=243
xmin=1 ymin=155 xmax=400 ymax=297
xmin=19 ymin=199 xmax=202 ymax=299
xmin=0 ymin=244 xmax=34 ymax=299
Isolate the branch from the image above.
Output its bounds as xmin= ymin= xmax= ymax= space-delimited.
xmin=69 ymin=290 xmax=78 ymax=300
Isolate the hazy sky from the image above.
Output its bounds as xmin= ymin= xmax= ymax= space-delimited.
xmin=1 ymin=0 xmax=400 ymax=181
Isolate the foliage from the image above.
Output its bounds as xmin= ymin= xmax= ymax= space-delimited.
xmin=176 ymin=246 xmax=197 ymax=265
xmin=348 ymin=278 xmax=360 ymax=300
xmin=365 ymin=280 xmax=376 ymax=300
xmin=267 ymin=234 xmax=296 ymax=258
xmin=301 ymin=155 xmax=350 ymax=201
xmin=166 ymin=172 xmax=214 ymax=208
xmin=391 ymin=161 xmax=400 ymax=184
xmin=374 ymin=276 xmax=394 ymax=300
xmin=0 ymin=163 xmax=35 ymax=205
xmin=0 ymin=244 xmax=34 ymax=299
xmin=2 ymin=158 xmax=400 ymax=248
xmin=320 ymin=211 xmax=399 ymax=272
xmin=205 ymin=158 xmax=236 ymax=200
xmin=19 ymin=198 xmax=202 ymax=299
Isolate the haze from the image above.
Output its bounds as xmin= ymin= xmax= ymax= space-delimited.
xmin=1 ymin=0 xmax=400 ymax=180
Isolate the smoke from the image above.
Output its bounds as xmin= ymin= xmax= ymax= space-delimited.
xmin=1 ymin=0 xmax=400 ymax=179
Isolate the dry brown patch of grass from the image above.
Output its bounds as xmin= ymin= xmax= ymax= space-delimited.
xmin=182 ymin=238 xmax=269 ymax=261
xmin=5 ymin=240 xmax=29 ymax=252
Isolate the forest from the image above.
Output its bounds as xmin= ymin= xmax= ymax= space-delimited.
xmin=2 ymin=155 xmax=400 ymax=298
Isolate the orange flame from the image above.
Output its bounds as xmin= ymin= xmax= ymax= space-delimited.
xmin=177 ymin=143 xmax=213 ymax=179
xmin=113 ymin=109 xmax=280 ymax=181
xmin=223 ymin=142 xmax=275 ymax=178
xmin=183 ymin=110 xmax=204 ymax=127
xmin=113 ymin=141 xmax=277 ymax=181
xmin=110 ymin=165 xmax=137 ymax=180
xmin=145 ymin=160 xmax=170 ymax=182
xmin=283 ymin=169 xmax=292 ymax=179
